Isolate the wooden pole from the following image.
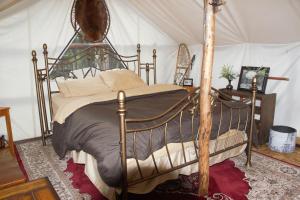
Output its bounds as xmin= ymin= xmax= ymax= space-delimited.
xmin=268 ymin=76 xmax=289 ymax=81
xmin=198 ymin=0 xmax=222 ymax=196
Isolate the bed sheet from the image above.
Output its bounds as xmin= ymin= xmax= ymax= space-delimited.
xmin=52 ymin=84 xmax=183 ymax=124
xmin=71 ymin=130 xmax=247 ymax=200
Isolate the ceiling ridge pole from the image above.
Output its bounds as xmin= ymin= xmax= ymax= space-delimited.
xmin=198 ymin=0 xmax=224 ymax=197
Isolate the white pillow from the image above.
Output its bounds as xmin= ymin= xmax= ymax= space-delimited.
xmin=100 ymin=69 xmax=146 ymax=91
xmin=57 ymin=77 xmax=111 ymax=97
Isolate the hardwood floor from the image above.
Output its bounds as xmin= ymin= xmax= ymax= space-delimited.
xmin=0 ymin=149 xmax=26 ymax=189
xmin=253 ymin=140 xmax=300 ymax=167
xmin=0 ymin=177 xmax=59 ymax=200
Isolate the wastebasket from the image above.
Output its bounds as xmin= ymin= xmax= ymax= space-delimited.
xmin=268 ymin=126 xmax=297 ymax=153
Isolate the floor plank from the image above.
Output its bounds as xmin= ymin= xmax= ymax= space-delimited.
xmin=253 ymin=143 xmax=300 ymax=167
xmin=0 ymin=148 xmax=26 ymax=189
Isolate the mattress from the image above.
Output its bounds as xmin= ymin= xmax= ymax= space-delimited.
xmin=71 ymin=129 xmax=247 ymax=200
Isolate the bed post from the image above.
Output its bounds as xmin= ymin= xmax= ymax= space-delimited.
xmin=246 ymin=77 xmax=257 ymax=167
xmin=117 ymin=91 xmax=128 ymax=200
xmin=198 ymin=0 xmax=224 ymax=196
xmin=42 ymin=44 xmax=53 ymax=121
xmin=153 ymin=49 xmax=157 ymax=84
xmin=137 ymin=44 xmax=141 ymax=77
xmin=32 ymin=51 xmax=46 ymax=145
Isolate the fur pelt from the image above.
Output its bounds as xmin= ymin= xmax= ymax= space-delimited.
xmin=75 ymin=0 xmax=108 ymax=42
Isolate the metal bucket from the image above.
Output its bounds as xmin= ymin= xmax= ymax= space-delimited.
xmin=268 ymin=126 xmax=297 ymax=153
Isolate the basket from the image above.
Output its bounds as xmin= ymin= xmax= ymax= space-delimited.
xmin=268 ymin=126 xmax=297 ymax=153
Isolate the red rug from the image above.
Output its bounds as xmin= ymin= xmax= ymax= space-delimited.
xmin=64 ymin=159 xmax=250 ymax=200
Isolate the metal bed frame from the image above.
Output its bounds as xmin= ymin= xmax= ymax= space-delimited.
xmin=32 ymin=44 xmax=256 ymax=200
xmin=116 ymin=82 xmax=256 ymax=199
xmin=31 ymin=43 xmax=156 ymax=146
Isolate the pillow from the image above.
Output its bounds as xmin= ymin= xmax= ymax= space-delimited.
xmin=57 ymin=77 xmax=111 ymax=97
xmin=100 ymin=69 xmax=146 ymax=91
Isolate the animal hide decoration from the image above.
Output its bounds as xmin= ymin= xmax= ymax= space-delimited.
xmin=75 ymin=0 xmax=109 ymax=42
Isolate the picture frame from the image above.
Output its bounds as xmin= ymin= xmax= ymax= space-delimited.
xmin=183 ymin=78 xmax=193 ymax=86
xmin=237 ymin=66 xmax=270 ymax=93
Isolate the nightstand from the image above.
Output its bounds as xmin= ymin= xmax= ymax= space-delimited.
xmin=0 ymin=107 xmax=15 ymax=157
xmin=220 ymin=89 xmax=276 ymax=145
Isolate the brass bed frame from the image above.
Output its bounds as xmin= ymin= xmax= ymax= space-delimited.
xmin=32 ymin=44 xmax=256 ymax=200
xmin=117 ymin=84 xmax=256 ymax=199
xmin=31 ymin=43 xmax=157 ymax=146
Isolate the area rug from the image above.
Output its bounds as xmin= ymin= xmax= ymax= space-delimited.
xmin=231 ymin=153 xmax=300 ymax=200
xmin=16 ymin=139 xmax=300 ymax=200
xmin=65 ymin=158 xmax=249 ymax=200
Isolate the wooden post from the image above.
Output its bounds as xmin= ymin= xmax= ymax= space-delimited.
xmin=198 ymin=0 xmax=223 ymax=196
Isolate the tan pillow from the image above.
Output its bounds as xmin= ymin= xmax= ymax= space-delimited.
xmin=57 ymin=77 xmax=111 ymax=97
xmin=100 ymin=69 xmax=146 ymax=91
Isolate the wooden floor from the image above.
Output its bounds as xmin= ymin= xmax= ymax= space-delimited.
xmin=0 ymin=149 xmax=26 ymax=189
xmin=253 ymin=138 xmax=300 ymax=167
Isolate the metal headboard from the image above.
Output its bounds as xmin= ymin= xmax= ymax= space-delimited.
xmin=31 ymin=42 xmax=157 ymax=145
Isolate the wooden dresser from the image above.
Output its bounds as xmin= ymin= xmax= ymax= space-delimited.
xmin=0 ymin=177 xmax=59 ymax=200
xmin=220 ymin=89 xmax=276 ymax=145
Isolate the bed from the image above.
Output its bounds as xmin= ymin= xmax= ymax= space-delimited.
xmin=31 ymin=43 xmax=257 ymax=200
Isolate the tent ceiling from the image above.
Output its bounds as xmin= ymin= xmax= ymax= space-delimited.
xmin=0 ymin=0 xmax=19 ymax=12
xmin=128 ymin=0 xmax=300 ymax=45
xmin=1 ymin=0 xmax=300 ymax=45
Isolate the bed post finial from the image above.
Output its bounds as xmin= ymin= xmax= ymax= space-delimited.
xmin=43 ymin=44 xmax=48 ymax=59
xmin=117 ymin=90 xmax=128 ymax=199
xmin=43 ymin=43 xmax=47 ymax=51
xmin=246 ymin=77 xmax=257 ymax=168
xmin=137 ymin=43 xmax=141 ymax=51
xmin=118 ymin=91 xmax=126 ymax=107
xmin=32 ymin=50 xmax=37 ymax=62
xmin=43 ymin=43 xmax=48 ymax=62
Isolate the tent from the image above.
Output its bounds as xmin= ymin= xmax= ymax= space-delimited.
xmin=0 ymin=0 xmax=299 ymax=141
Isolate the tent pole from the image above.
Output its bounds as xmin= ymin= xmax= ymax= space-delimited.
xmin=198 ymin=0 xmax=223 ymax=196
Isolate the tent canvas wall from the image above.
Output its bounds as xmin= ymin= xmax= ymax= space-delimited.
xmin=0 ymin=0 xmax=299 ymax=141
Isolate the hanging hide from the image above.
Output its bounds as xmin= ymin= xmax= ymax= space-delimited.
xmin=74 ymin=0 xmax=110 ymax=42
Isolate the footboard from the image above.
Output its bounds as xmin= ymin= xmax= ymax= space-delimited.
xmin=117 ymin=80 xmax=257 ymax=199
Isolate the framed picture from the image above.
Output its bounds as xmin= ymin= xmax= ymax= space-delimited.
xmin=183 ymin=78 xmax=193 ymax=86
xmin=237 ymin=66 xmax=270 ymax=93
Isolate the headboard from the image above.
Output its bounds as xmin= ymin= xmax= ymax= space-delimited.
xmin=31 ymin=41 xmax=156 ymax=145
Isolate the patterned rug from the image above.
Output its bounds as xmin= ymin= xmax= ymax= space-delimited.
xmin=16 ymin=140 xmax=300 ymax=200
xmin=64 ymin=158 xmax=249 ymax=200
